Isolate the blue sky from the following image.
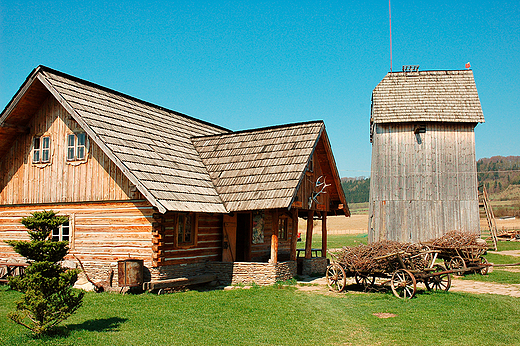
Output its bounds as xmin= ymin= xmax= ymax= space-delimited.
xmin=1 ymin=1 xmax=519 ymax=177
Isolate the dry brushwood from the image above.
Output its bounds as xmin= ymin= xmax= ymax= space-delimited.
xmin=329 ymin=240 xmax=430 ymax=274
xmin=428 ymin=230 xmax=488 ymax=249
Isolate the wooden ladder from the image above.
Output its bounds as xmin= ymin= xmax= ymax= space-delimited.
xmin=478 ymin=184 xmax=498 ymax=251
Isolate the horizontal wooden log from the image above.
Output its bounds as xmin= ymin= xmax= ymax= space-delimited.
xmin=144 ymin=274 xmax=217 ymax=291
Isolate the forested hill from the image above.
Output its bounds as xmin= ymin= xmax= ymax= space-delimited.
xmin=477 ymin=155 xmax=520 ymax=194
xmin=341 ymin=177 xmax=370 ymax=203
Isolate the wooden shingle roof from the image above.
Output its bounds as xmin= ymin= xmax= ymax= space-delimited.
xmin=193 ymin=122 xmax=324 ymax=212
xmin=1 ymin=66 xmax=348 ymax=215
xmin=371 ymin=70 xmax=485 ymax=124
xmin=1 ymin=66 xmax=230 ymax=213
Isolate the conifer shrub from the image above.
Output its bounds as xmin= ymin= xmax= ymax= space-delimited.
xmin=5 ymin=210 xmax=84 ymax=335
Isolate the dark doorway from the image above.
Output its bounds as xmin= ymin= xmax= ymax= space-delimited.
xmin=235 ymin=213 xmax=251 ymax=261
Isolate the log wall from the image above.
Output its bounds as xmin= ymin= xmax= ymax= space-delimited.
xmin=152 ymin=212 xmax=223 ymax=266
xmin=0 ymin=95 xmax=139 ymax=205
xmin=0 ymin=201 xmax=154 ymax=284
xmin=369 ymin=122 xmax=480 ymax=242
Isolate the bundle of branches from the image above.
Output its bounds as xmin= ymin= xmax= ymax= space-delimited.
xmin=429 ymin=230 xmax=487 ymax=249
xmin=330 ymin=241 xmax=429 ymax=274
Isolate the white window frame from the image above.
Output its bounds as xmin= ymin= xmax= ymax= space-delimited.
xmin=33 ymin=135 xmax=51 ymax=164
xmin=67 ymin=132 xmax=87 ymax=161
xmin=52 ymin=221 xmax=70 ymax=242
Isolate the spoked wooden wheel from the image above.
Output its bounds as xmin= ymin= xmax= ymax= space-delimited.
xmin=479 ymin=257 xmax=489 ymax=275
xmin=425 ymin=264 xmax=451 ymax=292
xmin=326 ymin=263 xmax=346 ymax=292
xmin=355 ymin=273 xmax=375 ymax=290
xmin=449 ymin=256 xmax=466 ymax=276
xmin=391 ymin=269 xmax=417 ymax=299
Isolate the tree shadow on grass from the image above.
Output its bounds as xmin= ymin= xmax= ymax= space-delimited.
xmin=67 ymin=316 xmax=128 ymax=332
xmin=43 ymin=317 xmax=128 ymax=338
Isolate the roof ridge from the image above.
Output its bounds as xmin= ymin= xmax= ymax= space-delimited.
xmin=192 ymin=120 xmax=324 ymax=140
xmin=36 ymin=65 xmax=231 ymax=133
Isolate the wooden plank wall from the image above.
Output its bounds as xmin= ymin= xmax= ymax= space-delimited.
xmin=250 ymin=209 xmax=294 ymax=262
xmin=0 ymin=96 xmax=138 ymax=205
xmin=293 ymin=150 xmax=330 ymax=212
xmin=369 ymin=122 xmax=480 ymax=243
xmin=154 ymin=213 xmax=223 ymax=266
xmin=0 ymin=201 xmax=154 ymax=265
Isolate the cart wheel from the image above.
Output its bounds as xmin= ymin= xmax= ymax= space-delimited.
xmin=425 ymin=264 xmax=451 ymax=292
xmin=479 ymin=257 xmax=489 ymax=275
xmin=449 ymin=256 xmax=466 ymax=276
xmin=391 ymin=269 xmax=417 ymax=299
xmin=326 ymin=263 xmax=346 ymax=292
xmin=355 ymin=273 xmax=375 ymax=290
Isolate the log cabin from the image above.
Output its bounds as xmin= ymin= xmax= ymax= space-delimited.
xmin=0 ymin=66 xmax=349 ymax=289
xmin=369 ymin=67 xmax=484 ymax=243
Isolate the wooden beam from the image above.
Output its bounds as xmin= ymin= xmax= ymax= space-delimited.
xmin=144 ymin=274 xmax=217 ymax=291
xmin=321 ymin=212 xmax=327 ymax=257
xmin=0 ymin=123 xmax=29 ymax=133
xmin=290 ymin=209 xmax=298 ymax=261
xmin=270 ymin=234 xmax=278 ymax=264
xmin=305 ymin=210 xmax=314 ymax=259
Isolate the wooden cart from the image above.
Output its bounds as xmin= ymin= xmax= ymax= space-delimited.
xmin=326 ymin=249 xmax=452 ymax=299
xmin=427 ymin=245 xmax=489 ymax=275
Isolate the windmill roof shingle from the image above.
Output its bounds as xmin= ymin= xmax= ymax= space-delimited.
xmin=371 ymin=70 xmax=485 ymax=124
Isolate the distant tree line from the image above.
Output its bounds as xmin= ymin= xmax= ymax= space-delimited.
xmin=341 ymin=177 xmax=370 ymax=203
xmin=477 ymin=156 xmax=520 ymax=194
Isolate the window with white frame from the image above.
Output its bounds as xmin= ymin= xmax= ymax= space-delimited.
xmin=33 ymin=136 xmax=51 ymax=164
xmin=67 ymin=132 xmax=86 ymax=161
xmin=52 ymin=221 xmax=70 ymax=242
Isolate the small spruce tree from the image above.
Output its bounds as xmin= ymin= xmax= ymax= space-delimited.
xmin=5 ymin=210 xmax=84 ymax=335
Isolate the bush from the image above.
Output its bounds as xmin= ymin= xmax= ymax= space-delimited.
xmin=5 ymin=210 xmax=84 ymax=335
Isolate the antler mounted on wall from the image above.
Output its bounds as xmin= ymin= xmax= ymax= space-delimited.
xmin=308 ymin=176 xmax=331 ymax=209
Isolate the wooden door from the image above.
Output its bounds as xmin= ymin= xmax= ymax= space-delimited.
xmin=236 ymin=213 xmax=251 ymax=261
xmin=222 ymin=214 xmax=237 ymax=262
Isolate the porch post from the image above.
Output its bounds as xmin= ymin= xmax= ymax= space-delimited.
xmin=321 ymin=212 xmax=327 ymax=257
xmin=305 ymin=210 xmax=314 ymax=259
xmin=270 ymin=234 xmax=278 ymax=264
xmin=290 ymin=209 xmax=298 ymax=261
xmin=270 ymin=209 xmax=279 ymax=264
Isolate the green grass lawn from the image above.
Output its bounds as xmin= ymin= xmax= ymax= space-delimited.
xmin=1 ymin=284 xmax=520 ymax=346
xmin=461 ymin=241 xmax=520 ymax=284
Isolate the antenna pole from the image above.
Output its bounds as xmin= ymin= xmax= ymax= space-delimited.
xmin=389 ymin=0 xmax=393 ymax=72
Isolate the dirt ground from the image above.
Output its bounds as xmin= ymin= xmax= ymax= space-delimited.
xmin=297 ymin=276 xmax=520 ymax=298
xmin=299 ymin=214 xmax=520 ymax=235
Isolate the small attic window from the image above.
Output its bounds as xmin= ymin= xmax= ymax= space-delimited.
xmin=33 ymin=136 xmax=51 ymax=164
xmin=67 ymin=132 xmax=87 ymax=161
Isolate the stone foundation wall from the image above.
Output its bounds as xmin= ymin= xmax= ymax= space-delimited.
xmin=302 ymin=257 xmax=328 ymax=276
xmin=208 ymin=261 xmax=296 ymax=285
